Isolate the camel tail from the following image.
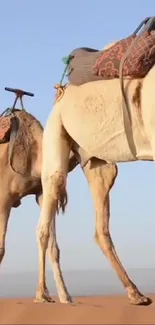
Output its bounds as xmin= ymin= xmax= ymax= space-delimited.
xmin=56 ymin=188 xmax=68 ymax=215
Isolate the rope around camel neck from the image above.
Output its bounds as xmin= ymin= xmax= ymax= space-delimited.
xmin=60 ymin=55 xmax=73 ymax=85
xmin=54 ymin=54 xmax=73 ymax=102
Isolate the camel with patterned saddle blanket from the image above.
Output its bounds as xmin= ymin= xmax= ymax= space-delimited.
xmin=35 ymin=17 xmax=155 ymax=307
xmin=64 ymin=16 xmax=155 ymax=86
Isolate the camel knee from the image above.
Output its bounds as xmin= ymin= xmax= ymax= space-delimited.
xmin=99 ymin=163 xmax=118 ymax=190
xmin=95 ymin=230 xmax=112 ymax=253
xmin=37 ymin=224 xmax=50 ymax=250
xmin=84 ymin=160 xmax=118 ymax=192
xmin=50 ymin=172 xmax=66 ymax=198
xmin=49 ymin=242 xmax=60 ymax=263
xmin=43 ymin=172 xmax=67 ymax=213
xmin=43 ymin=172 xmax=66 ymax=199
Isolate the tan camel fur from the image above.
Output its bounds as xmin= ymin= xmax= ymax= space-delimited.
xmin=36 ymin=63 xmax=155 ymax=306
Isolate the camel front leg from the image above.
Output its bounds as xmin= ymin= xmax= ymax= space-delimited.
xmin=35 ymin=151 xmax=79 ymax=303
xmin=35 ymin=105 xmax=72 ymax=303
xmin=47 ymin=151 xmax=78 ymax=303
xmin=47 ymin=217 xmax=72 ymax=303
xmin=35 ymin=171 xmax=71 ymax=304
xmin=35 ymin=190 xmax=71 ymax=304
xmin=35 ymin=185 xmax=58 ymax=303
xmin=35 ymin=170 xmax=71 ymax=304
xmin=35 ymin=193 xmax=53 ymax=303
xmin=84 ymin=159 xmax=151 ymax=306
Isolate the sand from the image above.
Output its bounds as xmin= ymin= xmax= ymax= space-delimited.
xmin=0 ymin=295 xmax=155 ymax=324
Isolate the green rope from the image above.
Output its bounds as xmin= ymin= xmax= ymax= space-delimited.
xmin=59 ymin=54 xmax=73 ymax=85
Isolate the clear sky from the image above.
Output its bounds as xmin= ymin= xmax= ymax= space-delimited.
xmin=0 ymin=0 xmax=155 ymax=275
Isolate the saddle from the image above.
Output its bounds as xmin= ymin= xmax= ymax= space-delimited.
xmin=65 ymin=17 xmax=155 ymax=86
xmin=0 ymin=87 xmax=34 ymax=144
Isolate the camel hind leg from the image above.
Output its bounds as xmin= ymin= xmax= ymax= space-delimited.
xmin=35 ymin=106 xmax=72 ymax=303
xmin=83 ymin=159 xmax=151 ymax=306
xmin=0 ymin=195 xmax=11 ymax=265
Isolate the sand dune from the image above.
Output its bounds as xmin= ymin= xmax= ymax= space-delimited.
xmin=0 ymin=295 xmax=155 ymax=324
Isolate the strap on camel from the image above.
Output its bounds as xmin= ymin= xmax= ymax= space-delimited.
xmin=119 ymin=16 xmax=155 ymax=158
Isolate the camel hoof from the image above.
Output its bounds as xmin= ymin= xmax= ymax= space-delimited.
xmin=34 ymin=295 xmax=55 ymax=303
xmin=59 ymin=294 xmax=73 ymax=304
xmin=129 ymin=294 xmax=152 ymax=306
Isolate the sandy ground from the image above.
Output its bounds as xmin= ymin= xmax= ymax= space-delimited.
xmin=0 ymin=295 xmax=155 ymax=324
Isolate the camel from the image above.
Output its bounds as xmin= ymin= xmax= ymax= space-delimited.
xmin=36 ymin=61 xmax=155 ymax=305
xmin=0 ymin=108 xmax=43 ymax=270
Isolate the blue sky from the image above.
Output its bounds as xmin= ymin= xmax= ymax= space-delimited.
xmin=0 ymin=0 xmax=155 ymax=275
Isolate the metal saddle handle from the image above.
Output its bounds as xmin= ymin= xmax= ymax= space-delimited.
xmin=4 ymin=87 xmax=34 ymax=112
xmin=5 ymin=87 xmax=34 ymax=98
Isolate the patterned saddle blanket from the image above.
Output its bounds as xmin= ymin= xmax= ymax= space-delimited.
xmin=65 ymin=18 xmax=155 ymax=85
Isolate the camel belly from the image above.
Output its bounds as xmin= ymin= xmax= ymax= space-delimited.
xmin=63 ymin=116 xmax=136 ymax=162
xmin=60 ymin=80 xmax=153 ymax=163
